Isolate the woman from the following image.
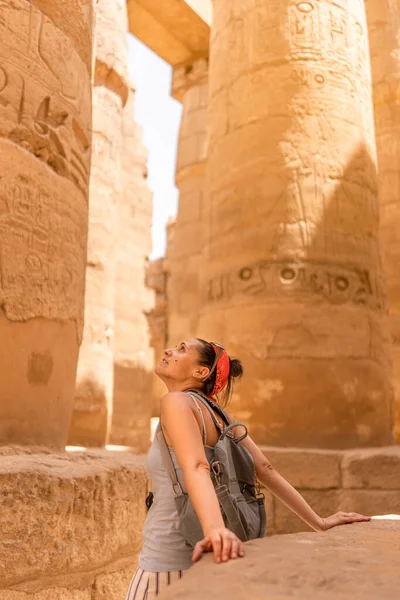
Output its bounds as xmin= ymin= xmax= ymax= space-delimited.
xmin=125 ymin=338 xmax=370 ymax=599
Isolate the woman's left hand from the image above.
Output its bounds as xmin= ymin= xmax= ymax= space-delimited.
xmin=319 ymin=511 xmax=371 ymax=531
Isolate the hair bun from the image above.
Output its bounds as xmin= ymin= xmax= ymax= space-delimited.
xmin=229 ymin=357 xmax=243 ymax=379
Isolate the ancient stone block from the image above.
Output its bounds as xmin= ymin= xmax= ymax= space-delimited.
xmin=260 ymin=447 xmax=342 ymax=490
xmin=93 ymin=562 xmax=137 ymax=600
xmin=340 ymin=490 xmax=400 ymax=516
xmin=0 ymin=0 xmax=93 ymax=448
xmin=159 ymin=521 xmax=400 ymax=600
xmin=0 ymin=451 xmax=148 ymax=592
xmin=0 ymin=590 xmax=91 ymax=600
xmin=341 ymin=447 xmax=400 ymax=490
xmin=127 ymin=1 xmax=211 ymax=66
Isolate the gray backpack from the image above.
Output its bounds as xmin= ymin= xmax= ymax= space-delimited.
xmin=157 ymin=391 xmax=267 ymax=548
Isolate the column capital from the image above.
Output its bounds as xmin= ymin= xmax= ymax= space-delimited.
xmin=171 ymin=57 xmax=208 ymax=102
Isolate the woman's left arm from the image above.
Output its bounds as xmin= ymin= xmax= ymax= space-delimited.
xmin=232 ymin=423 xmax=370 ymax=531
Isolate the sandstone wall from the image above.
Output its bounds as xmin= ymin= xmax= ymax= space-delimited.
xmin=69 ymin=0 xmax=129 ymax=446
xmin=0 ymin=451 xmax=148 ymax=599
xmin=260 ymin=446 xmax=400 ymax=536
xmin=110 ymin=86 xmax=154 ymax=451
xmin=366 ymin=0 xmax=400 ymax=443
xmin=0 ymin=0 xmax=92 ymax=448
xmin=198 ymin=0 xmax=394 ymax=448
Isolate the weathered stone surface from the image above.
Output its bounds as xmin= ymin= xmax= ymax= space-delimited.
xmin=30 ymin=0 xmax=93 ymax=71
xmin=167 ymin=61 xmax=208 ymax=346
xmin=274 ymin=491 xmax=341 ymax=534
xmin=260 ymin=447 xmax=342 ymax=490
xmin=0 ymin=590 xmax=91 ymax=600
xmin=127 ymin=0 xmax=211 ymax=66
xmin=95 ymin=0 xmax=129 ymax=105
xmin=159 ymin=521 xmax=400 ymax=599
xmin=93 ymin=562 xmax=137 ymax=600
xmin=0 ymin=0 xmax=92 ymax=448
xmin=0 ymin=451 xmax=147 ymax=592
xmin=197 ymin=0 xmax=394 ymax=448
xmin=69 ymin=86 xmax=124 ymax=446
xmin=340 ymin=490 xmax=400 ymax=516
xmin=110 ymin=87 xmax=154 ymax=451
xmin=70 ymin=0 xmax=130 ymax=446
xmin=259 ymin=447 xmax=400 ymax=534
xmin=146 ymin=258 xmax=168 ymax=416
xmin=366 ymin=0 xmax=400 ymax=444
xmin=341 ymin=446 xmax=400 ymax=490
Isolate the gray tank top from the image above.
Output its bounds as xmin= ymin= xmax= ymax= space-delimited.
xmin=138 ymin=396 xmax=216 ymax=572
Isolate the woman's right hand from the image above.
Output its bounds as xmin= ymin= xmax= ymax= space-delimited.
xmin=192 ymin=527 xmax=245 ymax=564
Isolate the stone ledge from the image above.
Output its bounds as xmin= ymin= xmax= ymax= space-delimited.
xmin=0 ymin=451 xmax=148 ymax=593
xmin=159 ymin=520 xmax=400 ymax=600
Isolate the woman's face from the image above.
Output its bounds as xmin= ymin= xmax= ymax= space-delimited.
xmin=155 ymin=338 xmax=208 ymax=384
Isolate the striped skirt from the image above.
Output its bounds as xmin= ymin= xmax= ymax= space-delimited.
xmin=125 ymin=567 xmax=184 ymax=600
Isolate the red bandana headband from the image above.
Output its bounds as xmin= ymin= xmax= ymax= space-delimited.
xmin=210 ymin=343 xmax=230 ymax=396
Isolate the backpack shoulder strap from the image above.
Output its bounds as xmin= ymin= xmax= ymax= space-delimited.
xmin=191 ymin=391 xmax=230 ymax=426
xmin=189 ymin=394 xmax=208 ymax=445
xmin=187 ymin=391 xmax=225 ymax=433
xmin=156 ymin=423 xmax=184 ymax=498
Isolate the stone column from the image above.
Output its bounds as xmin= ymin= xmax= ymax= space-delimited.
xmin=146 ymin=257 xmax=169 ymax=417
xmin=198 ymin=0 xmax=394 ymax=448
xmin=110 ymin=86 xmax=154 ymax=452
xmin=167 ymin=59 xmax=208 ymax=344
xmin=365 ymin=0 xmax=400 ymax=442
xmin=68 ymin=0 xmax=129 ymax=446
xmin=0 ymin=0 xmax=92 ymax=448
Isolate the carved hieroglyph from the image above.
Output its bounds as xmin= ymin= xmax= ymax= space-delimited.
xmin=110 ymin=87 xmax=154 ymax=451
xmin=0 ymin=0 xmax=92 ymax=447
xmin=365 ymin=0 xmax=400 ymax=443
xmin=198 ymin=0 xmax=394 ymax=448
xmin=69 ymin=0 xmax=129 ymax=446
xmin=167 ymin=59 xmax=208 ymax=345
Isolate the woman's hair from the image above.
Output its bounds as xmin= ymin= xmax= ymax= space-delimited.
xmin=195 ymin=338 xmax=243 ymax=406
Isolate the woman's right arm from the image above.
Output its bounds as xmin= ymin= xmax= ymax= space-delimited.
xmin=161 ymin=392 xmax=245 ymax=563
xmin=238 ymin=432 xmax=370 ymax=531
